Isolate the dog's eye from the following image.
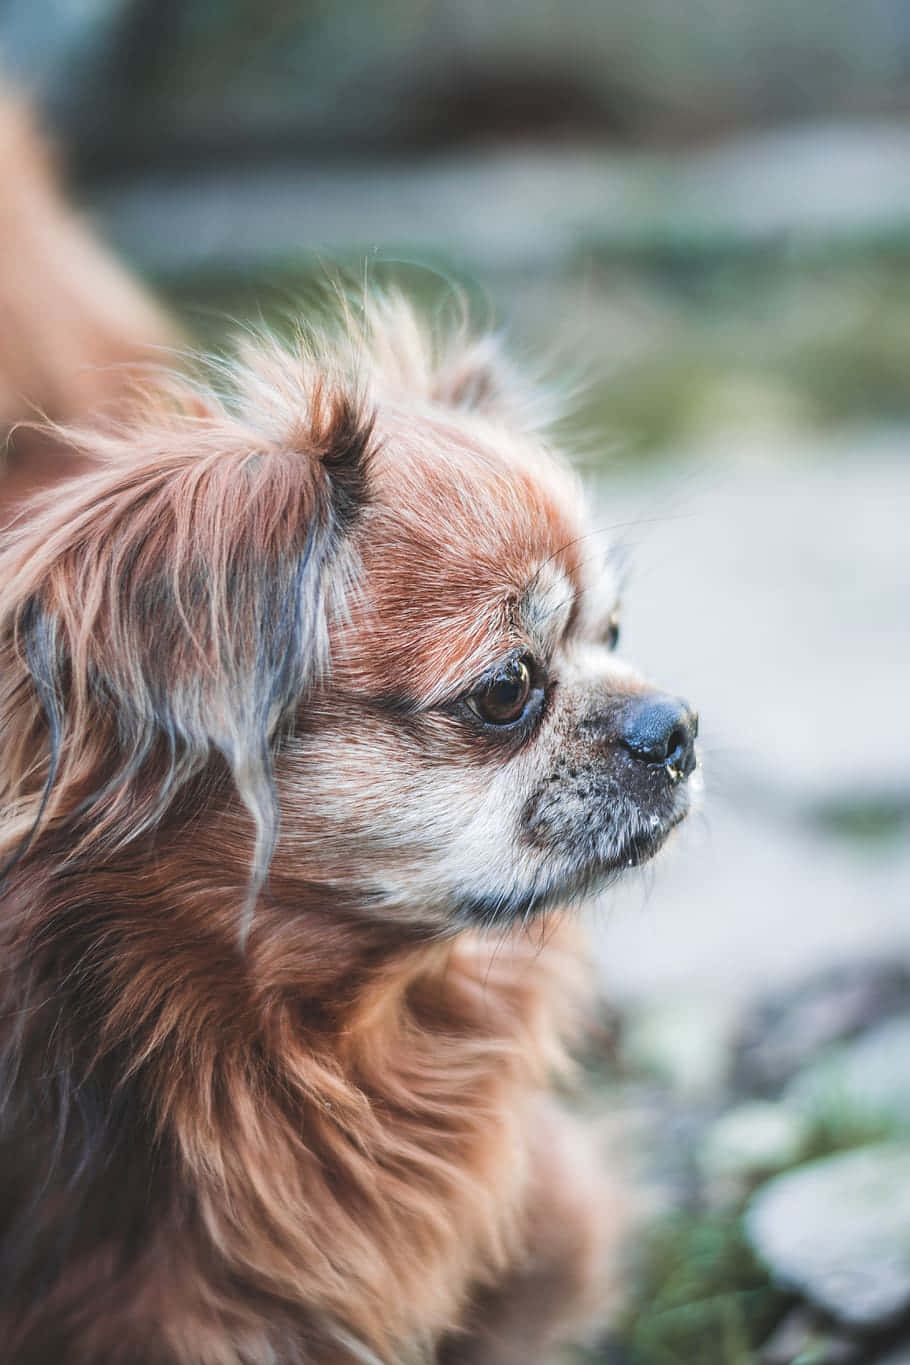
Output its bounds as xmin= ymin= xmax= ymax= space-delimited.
xmin=467 ymin=655 xmax=534 ymax=726
xmin=605 ymin=614 xmax=621 ymax=652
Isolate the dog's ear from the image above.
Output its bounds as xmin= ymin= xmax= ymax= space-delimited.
xmin=363 ymin=293 xmax=540 ymax=428
xmin=2 ymin=374 xmax=372 ymax=897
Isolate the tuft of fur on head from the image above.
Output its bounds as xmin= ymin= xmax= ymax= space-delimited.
xmin=350 ymin=291 xmax=555 ymax=430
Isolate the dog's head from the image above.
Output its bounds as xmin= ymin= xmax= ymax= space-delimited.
xmin=0 ymin=299 xmax=697 ymax=934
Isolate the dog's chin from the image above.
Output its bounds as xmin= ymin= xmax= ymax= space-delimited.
xmin=454 ymin=805 xmax=689 ymax=930
xmin=619 ymin=805 xmax=687 ymax=868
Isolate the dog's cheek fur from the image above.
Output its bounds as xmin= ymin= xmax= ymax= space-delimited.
xmin=272 ymin=655 xmax=687 ymax=932
xmin=273 ymin=707 xmax=547 ymax=924
xmin=337 ymin=408 xmax=585 ymax=709
xmin=268 ymin=410 xmax=597 ymax=927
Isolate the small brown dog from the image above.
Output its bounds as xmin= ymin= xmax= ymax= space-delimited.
xmin=0 ymin=94 xmax=698 ymax=1365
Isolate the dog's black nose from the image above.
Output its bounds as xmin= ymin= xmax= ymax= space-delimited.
xmin=618 ymin=694 xmax=698 ymax=778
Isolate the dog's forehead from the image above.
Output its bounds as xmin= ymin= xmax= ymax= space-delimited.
xmin=339 ymin=414 xmax=587 ymax=700
xmin=367 ymin=410 xmax=583 ymax=570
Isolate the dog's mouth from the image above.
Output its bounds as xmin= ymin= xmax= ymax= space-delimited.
xmin=616 ymin=805 xmax=688 ymax=868
xmin=561 ymin=800 xmax=688 ymax=895
xmin=456 ymin=795 xmax=691 ymax=929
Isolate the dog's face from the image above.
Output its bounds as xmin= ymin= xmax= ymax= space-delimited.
xmin=272 ymin=401 xmax=697 ymax=930
xmin=1 ymin=304 xmax=697 ymax=936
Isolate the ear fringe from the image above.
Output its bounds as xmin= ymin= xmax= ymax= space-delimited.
xmin=0 ymin=344 xmax=374 ymax=929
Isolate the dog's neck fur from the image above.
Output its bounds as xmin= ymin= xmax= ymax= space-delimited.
xmin=0 ymin=825 xmax=583 ymax=1363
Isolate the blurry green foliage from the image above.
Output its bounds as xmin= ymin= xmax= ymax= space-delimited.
xmin=582 ymin=1209 xmax=791 ymax=1365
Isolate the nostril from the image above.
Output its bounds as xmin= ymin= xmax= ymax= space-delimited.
xmin=617 ymin=694 xmax=697 ymax=777
xmin=665 ymin=726 xmax=687 ymax=765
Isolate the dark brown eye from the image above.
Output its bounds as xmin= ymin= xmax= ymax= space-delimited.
xmin=468 ymin=656 xmax=533 ymax=726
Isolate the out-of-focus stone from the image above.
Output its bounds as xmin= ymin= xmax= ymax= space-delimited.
xmin=700 ymin=1101 xmax=812 ymax=1185
xmin=621 ymin=994 xmax=738 ymax=1096
xmin=759 ymin=1307 xmax=862 ymax=1365
xmin=733 ymin=963 xmax=910 ymax=1094
xmin=785 ymin=1016 xmax=910 ymax=1131
xmin=745 ymin=1143 xmax=910 ymax=1330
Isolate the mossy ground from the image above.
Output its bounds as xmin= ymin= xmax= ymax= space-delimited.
xmin=582 ymin=1209 xmax=792 ymax=1365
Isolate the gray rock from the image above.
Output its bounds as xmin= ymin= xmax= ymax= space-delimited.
xmin=760 ymin=1307 xmax=862 ymax=1364
xmin=786 ymin=1016 xmax=910 ymax=1131
xmin=621 ymin=993 xmax=738 ymax=1096
xmin=700 ymin=1101 xmax=812 ymax=1185
xmin=733 ymin=963 xmax=910 ymax=1094
xmin=745 ymin=1143 xmax=910 ymax=1330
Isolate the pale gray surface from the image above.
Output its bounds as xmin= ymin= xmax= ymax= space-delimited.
xmin=786 ymin=1016 xmax=910 ymax=1128
xmin=700 ymin=1101 xmax=812 ymax=1182
xmin=745 ymin=1143 xmax=910 ymax=1328
xmin=592 ymin=433 xmax=910 ymax=802
xmin=587 ymin=431 xmax=910 ymax=1003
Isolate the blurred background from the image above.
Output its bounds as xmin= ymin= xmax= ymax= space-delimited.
xmin=3 ymin=2 xmax=910 ymax=1361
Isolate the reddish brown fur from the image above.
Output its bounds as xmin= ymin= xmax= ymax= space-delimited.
xmin=340 ymin=408 xmax=585 ymax=706
xmin=0 ymin=835 xmax=602 ymax=1362
xmin=0 ymin=91 xmax=634 ymax=1365
xmin=0 ymin=349 xmax=628 ymax=1362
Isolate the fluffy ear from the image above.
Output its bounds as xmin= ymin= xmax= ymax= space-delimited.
xmin=362 ymin=293 xmax=542 ymax=428
xmin=0 ymin=373 xmax=372 ymax=905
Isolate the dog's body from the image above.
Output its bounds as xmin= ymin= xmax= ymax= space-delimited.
xmin=0 ymin=94 xmax=696 ymax=1364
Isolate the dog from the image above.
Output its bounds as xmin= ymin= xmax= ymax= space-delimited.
xmin=0 ymin=95 xmax=698 ymax=1365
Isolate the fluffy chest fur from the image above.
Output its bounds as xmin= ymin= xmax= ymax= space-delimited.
xmin=0 ymin=852 xmax=585 ymax=1363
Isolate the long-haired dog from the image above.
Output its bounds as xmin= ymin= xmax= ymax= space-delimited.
xmin=0 ymin=93 xmax=698 ymax=1365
